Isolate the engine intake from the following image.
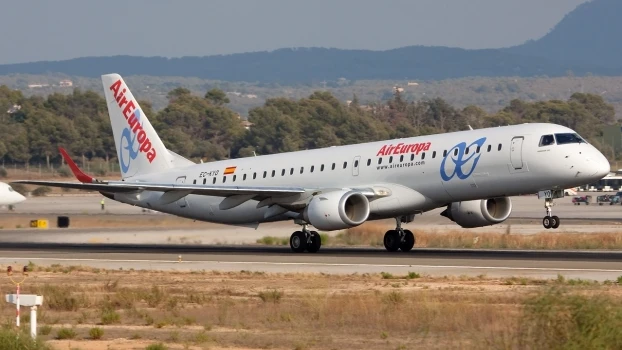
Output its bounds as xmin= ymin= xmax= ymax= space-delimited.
xmin=304 ymin=190 xmax=370 ymax=231
xmin=441 ymin=197 xmax=512 ymax=228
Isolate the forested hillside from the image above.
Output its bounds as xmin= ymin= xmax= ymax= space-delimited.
xmin=0 ymin=85 xmax=616 ymax=172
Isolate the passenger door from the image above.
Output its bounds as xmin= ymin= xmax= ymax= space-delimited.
xmin=510 ymin=136 xmax=524 ymax=170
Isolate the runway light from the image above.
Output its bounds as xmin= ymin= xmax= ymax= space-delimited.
xmin=6 ymin=266 xmax=12 ymax=276
xmin=23 ymin=266 xmax=29 ymax=276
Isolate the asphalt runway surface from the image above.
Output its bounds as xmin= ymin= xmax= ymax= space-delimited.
xmin=0 ymin=244 xmax=620 ymax=281
xmin=0 ymin=194 xmax=620 ymax=281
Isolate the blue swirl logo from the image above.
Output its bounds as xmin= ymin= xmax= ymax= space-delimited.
xmin=440 ymin=137 xmax=487 ymax=181
xmin=119 ymin=109 xmax=142 ymax=174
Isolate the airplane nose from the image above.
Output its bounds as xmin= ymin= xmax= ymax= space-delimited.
xmin=591 ymin=150 xmax=610 ymax=178
xmin=15 ymin=193 xmax=26 ymax=203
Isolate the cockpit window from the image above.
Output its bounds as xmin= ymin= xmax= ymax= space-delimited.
xmin=7 ymin=187 xmax=14 ymax=192
xmin=555 ymin=133 xmax=586 ymax=145
xmin=539 ymin=135 xmax=555 ymax=146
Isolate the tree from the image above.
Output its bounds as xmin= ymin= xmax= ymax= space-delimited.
xmin=205 ymin=88 xmax=230 ymax=106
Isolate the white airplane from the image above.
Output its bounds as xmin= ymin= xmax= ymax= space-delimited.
xmin=0 ymin=182 xmax=26 ymax=208
xmin=14 ymin=74 xmax=610 ymax=253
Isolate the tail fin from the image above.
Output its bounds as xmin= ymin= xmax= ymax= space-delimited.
xmin=102 ymin=74 xmax=172 ymax=179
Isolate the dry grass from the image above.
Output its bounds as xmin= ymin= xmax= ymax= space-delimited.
xmin=330 ymin=222 xmax=622 ymax=250
xmin=0 ymin=264 xmax=619 ymax=349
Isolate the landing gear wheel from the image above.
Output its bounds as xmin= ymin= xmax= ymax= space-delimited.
xmin=400 ymin=230 xmax=415 ymax=252
xmin=307 ymin=231 xmax=322 ymax=253
xmin=384 ymin=230 xmax=401 ymax=252
xmin=290 ymin=231 xmax=307 ymax=253
xmin=551 ymin=216 xmax=560 ymax=229
xmin=542 ymin=216 xmax=552 ymax=229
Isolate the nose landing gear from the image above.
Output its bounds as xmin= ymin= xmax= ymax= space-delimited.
xmin=539 ymin=190 xmax=563 ymax=229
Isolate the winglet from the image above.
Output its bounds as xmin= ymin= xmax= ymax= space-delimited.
xmin=59 ymin=147 xmax=95 ymax=183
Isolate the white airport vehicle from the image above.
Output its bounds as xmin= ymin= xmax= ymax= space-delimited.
xmin=0 ymin=182 xmax=26 ymax=208
xmin=13 ymin=74 xmax=610 ymax=253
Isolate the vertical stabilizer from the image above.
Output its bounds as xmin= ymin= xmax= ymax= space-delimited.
xmin=102 ymin=74 xmax=172 ymax=179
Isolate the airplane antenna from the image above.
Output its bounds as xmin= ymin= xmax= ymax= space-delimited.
xmin=253 ymin=151 xmax=257 ymax=157
xmin=200 ymin=159 xmax=203 ymax=164
xmin=467 ymin=125 xmax=473 ymax=130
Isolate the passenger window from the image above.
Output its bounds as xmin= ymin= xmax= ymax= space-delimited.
xmin=321 ymin=164 xmax=325 ymax=171
xmin=343 ymin=162 xmax=347 ymax=169
xmin=378 ymin=158 xmax=382 ymax=165
xmin=421 ymin=152 xmax=426 ymax=160
xmin=253 ymin=172 xmax=257 ymax=179
xmin=400 ymin=155 xmax=404 ymax=162
xmin=443 ymin=150 xmax=447 ymax=157
xmin=465 ymin=147 xmax=469 ymax=155
xmin=367 ymin=159 xmax=371 ymax=166
xmin=432 ymin=151 xmax=436 ymax=158
xmin=243 ymin=174 xmax=247 ymax=181
xmin=476 ymin=146 xmax=480 ymax=153
xmin=454 ymin=149 xmax=458 ymax=156
xmin=311 ymin=165 xmax=314 ymax=173
xmin=487 ymin=145 xmax=491 ymax=152
xmin=263 ymin=171 xmax=267 ymax=178
xmin=539 ymin=134 xmax=555 ymax=146
xmin=193 ymin=179 xmax=196 ymax=184
xmin=389 ymin=156 xmax=393 ymax=164
xmin=410 ymin=154 xmax=414 ymax=161
xmin=290 ymin=168 xmax=294 ymax=175
xmin=271 ymin=170 xmax=275 ymax=177
xmin=281 ymin=169 xmax=285 ymax=176
xmin=212 ymin=177 xmax=216 ymax=184
xmin=354 ymin=160 xmax=359 ymax=167
xmin=203 ymin=179 xmax=206 ymax=185
xmin=222 ymin=176 xmax=226 ymax=183
xmin=498 ymin=144 xmax=502 ymax=151
xmin=233 ymin=175 xmax=236 ymax=182
xmin=331 ymin=163 xmax=336 ymax=170
xmin=300 ymin=166 xmax=304 ymax=174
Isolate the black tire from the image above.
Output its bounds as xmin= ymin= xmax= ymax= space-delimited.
xmin=383 ymin=230 xmax=400 ymax=252
xmin=542 ymin=216 xmax=552 ymax=229
xmin=551 ymin=216 xmax=560 ymax=229
xmin=307 ymin=231 xmax=321 ymax=253
xmin=290 ymin=231 xmax=307 ymax=253
xmin=400 ymin=230 xmax=415 ymax=252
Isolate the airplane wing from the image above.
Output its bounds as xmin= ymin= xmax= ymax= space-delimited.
xmin=12 ymin=147 xmax=307 ymax=198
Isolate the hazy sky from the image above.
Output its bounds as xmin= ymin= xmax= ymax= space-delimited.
xmin=1 ymin=0 xmax=588 ymax=64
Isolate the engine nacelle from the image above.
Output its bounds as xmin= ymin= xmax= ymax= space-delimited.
xmin=303 ymin=190 xmax=370 ymax=231
xmin=441 ymin=197 xmax=512 ymax=228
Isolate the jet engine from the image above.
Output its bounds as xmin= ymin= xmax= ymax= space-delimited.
xmin=303 ymin=190 xmax=370 ymax=231
xmin=440 ymin=197 xmax=512 ymax=228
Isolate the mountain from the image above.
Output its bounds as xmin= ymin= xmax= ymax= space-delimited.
xmin=507 ymin=0 xmax=622 ymax=69
xmin=0 ymin=0 xmax=620 ymax=83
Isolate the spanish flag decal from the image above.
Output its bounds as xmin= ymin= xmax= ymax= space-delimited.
xmin=224 ymin=166 xmax=236 ymax=175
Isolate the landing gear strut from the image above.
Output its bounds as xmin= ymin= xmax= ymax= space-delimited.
xmin=383 ymin=217 xmax=415 ymax=252
xmin=289 ymin=224 xmax=321 ymax=253
xmin=539 ymin=190 xmax=562 ymax=229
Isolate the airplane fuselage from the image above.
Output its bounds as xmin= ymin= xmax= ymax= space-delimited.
xmin=112 ymin=123 xmax=609 ymax=227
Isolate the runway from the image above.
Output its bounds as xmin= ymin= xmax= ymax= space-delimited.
xmin=0 ymin=243 xmax=620 ymax=281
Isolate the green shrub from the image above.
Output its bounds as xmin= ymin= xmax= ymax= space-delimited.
xmin=89 ymin=327 xmax=104 ymax=340
xmin=0 ymin=168 xmax=7 ymax=178
xmin=56 ymin=327 xmax=77 ymax=340
xmin=258 ymin=289 xmax=283 ymax=303
xmin=101 ymin=309 xmax=121 ymax=325
xmin=145 ymin=343 xmax=168 ymax=350
xmin=57 ymin=166 xmax=71 ymax=177
xmin=31 ymin=186 xmax=51 ymax=197
xmin=0 ymin=325 xmax=51 ymax=349
xmin=518 ymin=288 xmax=622 ymax=349
xmin=39 ymin=325 xmax=52 ymax=336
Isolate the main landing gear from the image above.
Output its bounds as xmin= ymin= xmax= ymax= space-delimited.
xmin=383 ymin=217 xmax=415 ymax=252
xmin=289 ymin=225 xmax=321 ymax=253
xmin=539 ymin=190 xmax=564 ymax=229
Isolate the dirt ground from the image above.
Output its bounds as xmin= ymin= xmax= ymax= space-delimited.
xmin=0 ymin=265 xmax=618 ymax=350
